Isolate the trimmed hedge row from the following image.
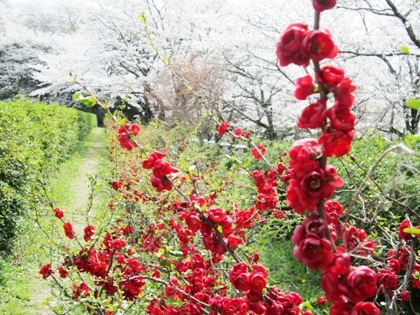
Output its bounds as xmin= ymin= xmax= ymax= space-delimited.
xmin=0 ymin=100 xmax=96 ymax=251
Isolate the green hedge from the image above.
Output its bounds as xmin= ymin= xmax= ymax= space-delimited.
xmin=0 ymin=100 xmax=96 ymax=251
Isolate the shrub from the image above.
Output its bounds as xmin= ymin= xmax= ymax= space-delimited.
xmin=0 ymin=100 xmax=96 ymax=252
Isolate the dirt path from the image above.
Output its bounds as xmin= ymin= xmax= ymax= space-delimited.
xmin=30 ymin=127 xmax=107 ymax=315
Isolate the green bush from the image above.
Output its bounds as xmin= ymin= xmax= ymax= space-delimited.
xmin=0 ymin=100 xmax=96 ymax=252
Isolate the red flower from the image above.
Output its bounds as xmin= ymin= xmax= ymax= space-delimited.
xmin=276 ymin=23 xmax=310 ymax=67
xmin=398 ymin=219 xmax=414 ymax=241
xmin=297 ymin=99 xmax=327 ymax=129
xmin=411 ymin=264 xmax=420 ymax=289
xmin=39 ymin=264 xmax=54 ymax=279
xmin=109 ymin=180 xmax=122 ymax=190
xmin=316 ymin=296 xmax=327 ymax=306
xmin=117 ymin=122 xmax=140 ymax=136
xmin=284 ymin=139 xmax=343 ymax=214
xmin=378 ymin=269 xmax=398 ymax=289
xmin=58 ymin=266 xmax=68 ymax=278
xmin=227 ymin=235 xmax=243 ymax=248
xmin=143 ymin=151 xmax=166 ymax=169
xmin=73 ymin=281 xmax=90 ymax=300
xmin=287 ymin=167 xmax=342 ymax=213
xmin=328 ymin=106 xmax=356 ymax=132
xmin=218 ymin=121 xmax=230 ymax=136
xmin=151 ymin=175 xmax=173 ymax=192
xmin=249 ymin=271 xmax=267 ymax=292
xmin=351 ymin=302 xmax=380 ymax=315
xmin=276 ymin=162 xmax=286 ymax=175
xmin=233 ymin=127 xmax=243 ymax=137
xmin=329 ymin=251 xmax=352 ymax=275
xmin=293 ymin=233 xmax=335 ymax=270
xmin=347 ymin=266 xmax=378 ymax=303
xmin=117 ymin=123 xmax=140 ymax=151
xmin=229 ymin=262 xmax=250 ymax=291
xmin=312 ymin=0 xmax=337 ymax=12
xmin=294 ymin=75 xmax=315 ymax=100
xmin=54 ymin=207 xmax=64 ymax=219
xmin=323 ymin=200 xmax=343 ymax=223
xmin=152 ymin=159 xmax=179 ymax=178
xmin=83 ymin=225 xmax=95 ymax=242
xmin=388 ymin=258 xmax=401 ymax=273
xmin=251 ymin=144 xmax=266 ymax=160
xmin=400 ymin=290 xmax=410 ymax=302
xmin=302 ymin=30 xmax=339 ymax=62
xmin=318 ymin=129 xmax=355 ymax=157
xmin=333 ymin=77 xmax=356 ymax=108
xmin=318 ymin=65 xmax=344 ymax=88
xmin=63 ymin=222 xmax=75 ymax=239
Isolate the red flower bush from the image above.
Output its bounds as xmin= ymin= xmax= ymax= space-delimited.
xmin=38 ymin=2 xmax=418 ymax=315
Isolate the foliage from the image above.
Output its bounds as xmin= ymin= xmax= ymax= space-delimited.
xmin=0 ymin=100 xmax=95 ymax=252
xmin=0 ymin=127 xmax=108 ymax=315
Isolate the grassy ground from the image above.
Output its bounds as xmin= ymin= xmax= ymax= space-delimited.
xmin=0 ymin=127 xmax=108 ymax=315
xmin=259 ymin=239 xmax=324 ymax=300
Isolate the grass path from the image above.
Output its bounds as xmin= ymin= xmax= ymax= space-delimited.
xmin=0 ymin=127 xmax=108 ymax=315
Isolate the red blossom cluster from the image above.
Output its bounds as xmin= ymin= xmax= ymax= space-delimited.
xmin=251 ymin=144 xmax=267 ymax=160
xmin=224 ymin=262 xmax=302 ymax=314
xmin=39 ymin=263 xmax=54 ymax=279
xmin=217 ymin=121 xmax=230 ymax=137
xmin=282 ymin=139 xmax=343 ymax=214
xmin=276 ymin=23 xmax=338 ymax=68
xmin=117 ymin=122 xmax=140 ymax=151
xmin=275 ymin=1 xmax=384 ymax=313
xmin=217 ymin=121 xmax=251 ymax=139
xmin=63 ymin=221 xmax=75 ymax=239
xmin=54 ymin=207 xmax=64 ymax=219
xmin=277 ymin=20 xmax=356 ymax=157
xmin=143 ymin=151 xmax=178 ymax=192
xmin=252 ymin=170 xmax=278 ymax=212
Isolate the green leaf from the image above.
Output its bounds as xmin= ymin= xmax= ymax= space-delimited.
xmin=72 ymin=92 xmax=96 ymax=107
xmin=406 ymin=99 xmax=420 ymax=110
xmin=400 ymin=46 xmax=410 ymax=54
xmin=404 ymin=134 xmax=420 ymax=148
xmin=303 ymin=301 xmax=314 ymax=311
xmin=72 ymin=92 xmax=82 ymax=101
xmin=167 ymin=249 xmax=183 ymax=257
xmin=78 ymin=96 xmax=96 ymax=107
xmin=403 ymin=227 xmax=420 ymax=235
xmin=118 ymin=117 xmax=127 ymax=126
